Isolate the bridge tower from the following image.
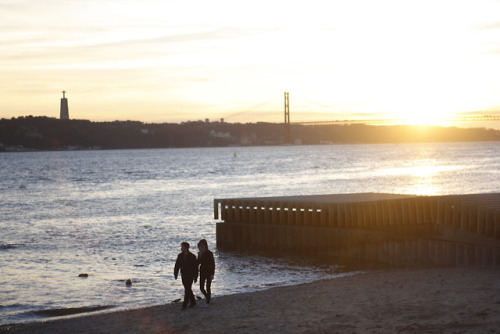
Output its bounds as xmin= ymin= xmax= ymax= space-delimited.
xmin=60 ymin=91 xmax=69 ymax=120
xmin=284 ymin=92 xmax=290 ymax=144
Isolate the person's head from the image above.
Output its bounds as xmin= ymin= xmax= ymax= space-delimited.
xmin=181 ymin=242 xmax=190 ymax=253
xmin=197 ymin=239 xmax=208 ymax=252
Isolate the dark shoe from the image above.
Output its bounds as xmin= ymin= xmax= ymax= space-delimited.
xmin=188 ymin=302 xmax=196 ymax=308
xmin=181 ymin=304 xmax=187 ymax=310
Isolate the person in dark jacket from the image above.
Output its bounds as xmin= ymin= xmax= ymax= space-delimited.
xmin=197 ymin=239 xmax=215 ymax=305
xmin=174 ymin=242 xmax=198 ymax=309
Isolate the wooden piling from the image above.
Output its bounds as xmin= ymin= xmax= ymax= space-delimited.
xmin=214 ymin=193 xmax=500 ymax=266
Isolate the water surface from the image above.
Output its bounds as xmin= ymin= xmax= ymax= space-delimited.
xmin=1 ymin=142 xmax=499 ymax=324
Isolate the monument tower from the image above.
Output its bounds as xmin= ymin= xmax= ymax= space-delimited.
xmin=60 ymin=91 xmax=69 ymax=120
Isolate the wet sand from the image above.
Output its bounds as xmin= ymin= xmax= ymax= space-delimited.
xmin=2 ymin=267 xmax=499 ymax=334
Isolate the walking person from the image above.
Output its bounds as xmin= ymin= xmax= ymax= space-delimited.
xmin=174 ymin=242 xmax=198 ymax=310
xmin=197 ymin=239 xmax=215 ymax=305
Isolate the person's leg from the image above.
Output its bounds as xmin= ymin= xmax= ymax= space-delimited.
xmin=185 ymin=277 xmax=196 ymax=306
xmin=199 ymin=274 xmax=208 ymax=299
xmin=206 ymin=276 xmax=212 ymax=304
xmin=181 ymin=277 xmax=190 ymax=309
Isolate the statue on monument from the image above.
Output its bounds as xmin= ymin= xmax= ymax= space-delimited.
xmin=60 ymin=90 xmax=69 ymax=120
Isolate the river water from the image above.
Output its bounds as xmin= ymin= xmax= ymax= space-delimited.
xmin=1 ymin=142 xmax=499 ymax=325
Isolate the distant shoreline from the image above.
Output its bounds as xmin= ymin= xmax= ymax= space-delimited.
xmin=1 ymin=117 xmax=499 ymax=152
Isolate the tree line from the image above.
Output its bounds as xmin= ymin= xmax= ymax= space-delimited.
xmin=1 ymin=116 xmax=499 ymax=151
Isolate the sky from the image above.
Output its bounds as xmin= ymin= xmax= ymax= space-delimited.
xmin=1 ymin=0 xmax=500 ymax=127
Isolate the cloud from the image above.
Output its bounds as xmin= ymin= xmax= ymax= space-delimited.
xmin=0 ymin=20 xmax=275 ymax=71
xmin=485 ymin=48 xmax=500 ymax=54
xmin=475 ymin=21 xmax=500 ymax=30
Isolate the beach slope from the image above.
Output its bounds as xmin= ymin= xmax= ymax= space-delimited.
xmin=2 ymin=267 xmax=499 ymax=334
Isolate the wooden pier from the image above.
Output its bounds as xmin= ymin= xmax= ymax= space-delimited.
xmin=214 ymin=193 xmax=500 ymax=266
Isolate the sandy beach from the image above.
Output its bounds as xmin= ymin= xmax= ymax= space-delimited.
xmin=2 ymin=266 xmax=499 ymax=334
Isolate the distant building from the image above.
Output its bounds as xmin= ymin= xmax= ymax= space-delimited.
xmin=140 ymin=128 xmax=155 ymax=135
xmin=209 ymin=130 xmax=231 ymax=138
xmin=240 ymin=131 xmax=257 ymax=145
xmin=60 ymin=91 xmax=69 ymax=120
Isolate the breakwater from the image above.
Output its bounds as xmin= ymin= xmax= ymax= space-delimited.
xmin=215 ymin=193 xmax=500 ymax=266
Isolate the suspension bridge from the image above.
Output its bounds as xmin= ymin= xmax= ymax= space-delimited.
xmin=211 ymin=92 xmax=500 ymax=126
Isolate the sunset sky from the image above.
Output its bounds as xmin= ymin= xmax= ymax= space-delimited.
xmin=2 ymin=0 xmax=500 ymax=127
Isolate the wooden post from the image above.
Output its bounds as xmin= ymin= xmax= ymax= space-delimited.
xmin=469 ymin=206 xmax=478 ymax=233
xmin=495 ymin=210 xmax=500 ymax=239
xmin=271 ymin=204 xmax=278 ymax=224
xmin=329 ymin=204 xmax=338 ymax=227
xmin=484 ymin=208 xmax=495 ymax=238
xmin=443 ymin=199 xmax=452 ymax=226
xmin=338 ymin=204 xmax=346 ymax=227
xmin=452 ymin=200 xmax=461 ymax=229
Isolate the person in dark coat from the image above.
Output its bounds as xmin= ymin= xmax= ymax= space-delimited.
xmin=197 ymin=239 xmax=215 ymax=305
xmin=174 ymin=242 xmax=198 ymax=309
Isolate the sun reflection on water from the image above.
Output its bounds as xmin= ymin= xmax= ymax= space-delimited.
xmin=381 ymin=163 xmax=462 ymax=196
